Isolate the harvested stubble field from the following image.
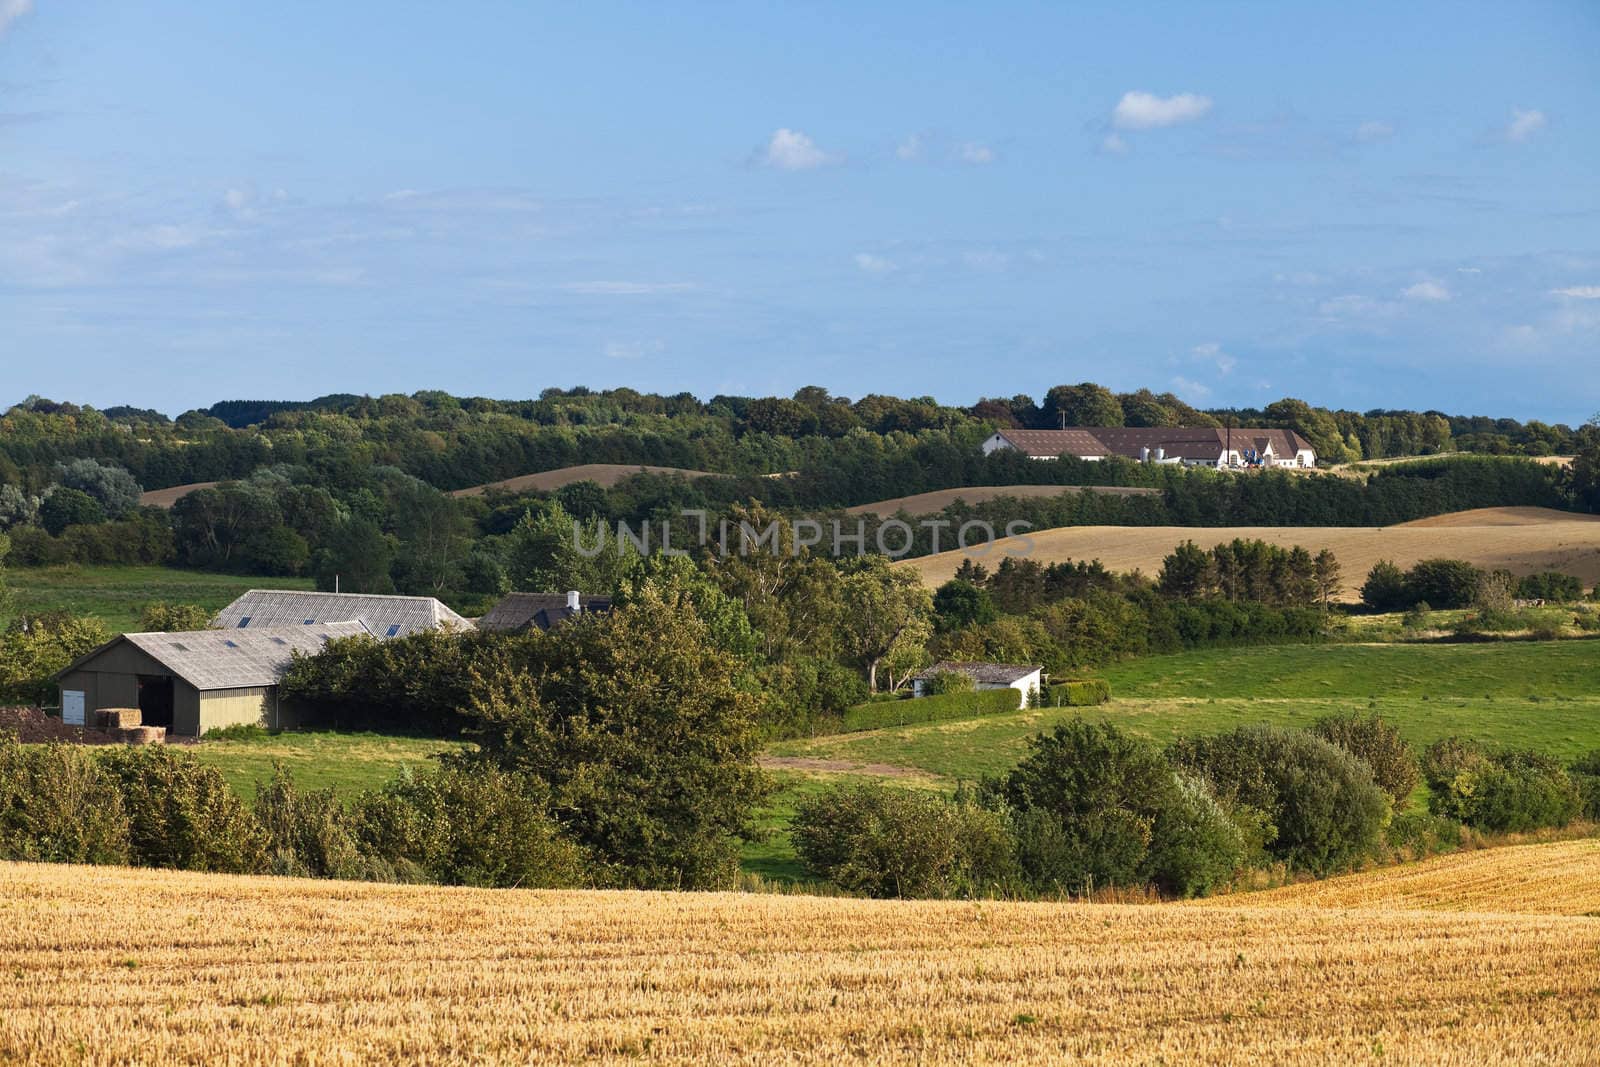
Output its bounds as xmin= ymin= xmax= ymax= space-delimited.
xmin=448 ymin=463 xmax=715 ymax=497
xmin=902 ymin=506 xmax=1600 ymax=596
xmin=844 ymin=484 xmax=1159 ymax=518
xmin=3 ymin=845 xmax=1599 ymax=1065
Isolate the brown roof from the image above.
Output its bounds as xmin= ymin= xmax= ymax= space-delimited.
xmin=994 ymin=429 xmax=1109 ymax=458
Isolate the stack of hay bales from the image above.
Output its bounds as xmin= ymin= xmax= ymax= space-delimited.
xmin=93 ymin=708 xmax=166 ymax=745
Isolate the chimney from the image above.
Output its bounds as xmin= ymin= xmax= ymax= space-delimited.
xmin=1155 ymin=447 xmax=1165 ymax=461
xmin=566 ymin=590 xmax=581 ymax=612
xmin=1139 ymin=446 xmax=1150 ymax=463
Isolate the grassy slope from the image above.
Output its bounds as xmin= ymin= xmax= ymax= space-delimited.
xmin=3 ymin=565 xmax=313 ymax=633
xmin=188 ymin=731 xmax=467 ymax=801
xmin=767 ymin=640 xmax=1600 ymax=784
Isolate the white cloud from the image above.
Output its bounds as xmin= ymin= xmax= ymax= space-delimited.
xmin=958 ymin=142 xmax=994 ymax=164
xmin=0 ymin=0 xmax=33 ymax=37
xmin=1192 ymin=341 xmax=1236 ymax=375
xmin=1506 ymin=107 xmax=1546 ymax=143
xmin=759 ymin=128 xmax=837 ymax=170
xmin=561 ymin=281 xmax=695 ymax=295
xmin=603 ymin=338 xmax=664 ymax=360
xmin=1456 ymin=267 xmax=1482 ymax=274
xmin=853 ymin=252 xmax=896 ymax=274
xmin=1100 ymin=132 xmax=1129 ymax=155
xmin=1170 ymin=375 xmax=1212 ymax=400
xmin=1111 ymin=91 xmax=1213 ymax=130
xmin=1401 ymin=279 xmax=1451 ymax=302
xmin=896 ymin=134 xmax=923 ymax=161
xmin=1552 ymin=285 xmax=1600 ymax=300
xmin=1355 ymin=121 xmax=1394 ymax=143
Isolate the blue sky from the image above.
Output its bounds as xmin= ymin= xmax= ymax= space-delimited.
xmin=1 ymin=2 xmax=1597 ymax=422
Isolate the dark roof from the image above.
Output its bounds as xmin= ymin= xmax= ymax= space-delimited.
xmin=997 ymin=427 xmax=1314 ymax=461
xmin=914 ymin=660 xmax=1042 ymax=685
xmin=214 ymin=590 xmax=471 ymax=638
xmin=56 ymin=623 xmax=368 ymax=690
xmin=477 ymin=592 xmax=614 ymax=633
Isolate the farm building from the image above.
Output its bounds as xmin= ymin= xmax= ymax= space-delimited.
xmin=213 ymin=590 xmax=471 ymax=638
xmin=54 ymin=623 xmax=366 ymax=737
xmin=912 ymin=661 xmax=1043 ymax=710
xmin=476 ymin=591 xmax=613 ymax=633
xmin=981 ymin=427 xmax=1316 ymax=468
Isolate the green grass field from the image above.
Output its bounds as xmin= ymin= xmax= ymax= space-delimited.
xmin=3 ymin=565 xmax=313 ymax=633
xmin=187 ymin=730 xmax=467 ymax=801
xmin=767 ymin=640 xmax=1600 ymax=785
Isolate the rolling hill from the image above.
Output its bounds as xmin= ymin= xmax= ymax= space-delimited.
xmin=901 ymin=507 xmax=1600 ymax=596
xmin=845 ymin=484 xmax=1160 ymax=518
xmin=448 ymin=463 xmax=717 ymax=497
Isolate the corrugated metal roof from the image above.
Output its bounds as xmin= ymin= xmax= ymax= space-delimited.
xmin=995 ymin=429 xmax=1109 ymax=457
xmin=111 ymin=623 xmax=369 ymax=690
xmin=914 ymin=660 xmax=1042 ymax=685
xmin=477 ymin=592 xmax=613 ymax=632
xmin=996 ymin=427 xmax=1315 ymax=462
xmin=213 ymin=590 xmax=472 ymax=638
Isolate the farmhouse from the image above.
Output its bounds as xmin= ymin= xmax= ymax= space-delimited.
xmin=54 ymin=623 xmax=366 ymax=737
xmin=477 ymin=591 xmax=613 ymax=633
xmin=981 ymin=427 xmax=1316 ymax=468
xmin=912 ymin=660 xmax=1043 ymax=710
xmin=214 ymin=590 xmax=471 ymax=638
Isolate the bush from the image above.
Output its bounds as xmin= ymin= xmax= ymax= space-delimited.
xmin=354 ymin=762 xmax=585 ymax=889
xmin=840 ymin=688 xmax=1019 ymax=732
xmin=0 ymin=734 xmax=129 ymax=865
xmin=791 ymin=783 xmax=1016 ymax=898
xmin=1421 ymin=738 xmax=1581 ymax=832
xmin=1168 ymin=725 xmax=1389 ymax=874
xmin=1571 ymin=751 xmax=1600 ymax=820
xmin=97 ymin=746 xmax=268 ymax=873
xmin=1312 ymin=712 xmax=1419 ymax=808
xmin=1405 ymin=559 xmax=1484 ymax=610
xmin=1516 ymin=571 xmax=1584 ymax=602
xmin=988 ymin=720 xmax=1239 ymax=896
xmin=1361 ymin=560 xmax=1409 ymax=612
xmin=1383 ymin=811 xmax=1465 ymax=859
xmin=1045 ymin=679 xmax=1111 ymax=707
xmin=139 ymin=602 xmax=214 ymax=632
xmin=921 ymin=669 xmax=975 ymax=696
xmin=254 ymin=767 xmax=372 ymax=880
xmin=39 ymin=486 xmax=105 ymax=535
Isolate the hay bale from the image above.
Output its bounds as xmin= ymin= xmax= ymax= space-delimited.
xmin=96 ymin=708 xmax=142 ymax=730
xmin=117 ymin=726 xmax=165 ymax=746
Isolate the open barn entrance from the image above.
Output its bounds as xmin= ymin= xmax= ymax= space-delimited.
xmin=137 ymin=676 xmax=174 ymax=729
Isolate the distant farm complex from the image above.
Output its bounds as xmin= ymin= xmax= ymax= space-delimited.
xmin=982 ymin=427 xmax=1317 ymax=468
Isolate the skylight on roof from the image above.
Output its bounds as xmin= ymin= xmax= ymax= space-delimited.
xmin=386 ymin=624 xmax=401 ymax=637
xmin=224 ymin=640 xmax=240 ymax=648
xmin=237 ymin=617 xmax=251 ymax=627
xmin=170 ymin=642 xmax=190 ymax=652
xmin=271 ymin=637 xmax=288 ymax=646
xmin=304 ymin=619 xmax=315 ymax=624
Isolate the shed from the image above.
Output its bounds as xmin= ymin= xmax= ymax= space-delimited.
xmin=54 ymin=622 xmax=367 ymax=737
xmin=214 ymin=590 xmax=471 ymax=639
xmin=477 ymin=591 xmax=613 ymax=633
xmin=911 ymin=660 xmax=1044 ymax=710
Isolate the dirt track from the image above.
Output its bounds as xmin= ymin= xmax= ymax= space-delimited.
xmin=901 ymin=507 xmax=1600 ymax=598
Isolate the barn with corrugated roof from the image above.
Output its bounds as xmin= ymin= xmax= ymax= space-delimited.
xmin=213 ymin=590 xmax=471 ymax=638
xmin=53 ymin=623 xmax=366 ymax=737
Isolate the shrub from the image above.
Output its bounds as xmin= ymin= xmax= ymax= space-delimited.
xmin=1401 ymin=602 xmax=1432 ymax=630
xmin=1383 ymin=811 xmax=1465 ymax=859
xmin=791 ymin=783 xmax=1016 ymax=898
xmin=355 ymin=762 xmax=585 ymax=889
xmin=1361 ymin=560 xmax=1409 ymax=612
xmin=0 ymin=734 xmax=129 ymax=865
xmin=1045 ymin=679 xmax=1111 ymax=707
xmin=840 ymin=688 xmax=1019 ymax=732
xmin=1516 ymin=571 xmax=1584 ymax=602
xmin=1405 ymin=559 xmax=1484 ymax=610
xmin=39 ymin=486 xmax=105 ymax=535
xmin=1571 ymin=750 xmax=1600 ymax=820
xmin=138 ymin=602 xmax=215 ymax=632
xmin=1312 ymin=712 xmax=1419 ymax=808
xmin=921 ymin=669 xmax=975 ymax=696
xmin=254 ymin=767 xmax=371 ymax=880
xmin=1421 ymin=738 xmax=1581 ymax=832
xmin=1168 ymin=725 xmax=1389 ymax=874
xmin=97 ymin=746 xmax=268 ymax=873
xmin=988 ymin=720 xmax=1239 ymax=896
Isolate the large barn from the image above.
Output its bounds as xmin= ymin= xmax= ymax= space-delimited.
xmin=54 ymin=623 xmax=366 ymax=737
xmin=213 ymin=590 xmax=471 ymax=638
xmin=981 ymin=427 xmax=1316 ymax=468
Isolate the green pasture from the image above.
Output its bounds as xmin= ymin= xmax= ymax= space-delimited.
xmin=3 ymin=565 xmax=312 ymax=633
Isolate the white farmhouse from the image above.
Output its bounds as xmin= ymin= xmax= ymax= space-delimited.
xmin=982 ymin=427 xmax=1316 ymax=469
xmin=912 ymin=661 xmax=1043 ymax=710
